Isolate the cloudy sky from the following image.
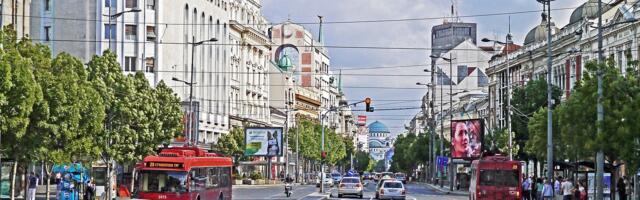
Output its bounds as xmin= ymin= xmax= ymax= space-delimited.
xmin=262 ymin=0 xmax=585 ymax=134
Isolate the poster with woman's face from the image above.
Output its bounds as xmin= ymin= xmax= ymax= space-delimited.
xmin=450 ymin=119 xmax=483 ymax=159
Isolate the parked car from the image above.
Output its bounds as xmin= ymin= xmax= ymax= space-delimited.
xmin=315 ymin=173 xmax=334 ymax=187
xmin=331 ymin=172 xmax=342 ymax=183
xmin=337 ymin=177 xmax=364 ymax=198
xmin=375 ymin=180 xmax=406 ymax=200
xmin=395 ymin=173 xmax=407 ymax=184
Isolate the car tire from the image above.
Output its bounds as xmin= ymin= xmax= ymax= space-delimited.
xmin=359 ymin=194 xmax=363 ymax=199
xmin=338 ymin=194 xmax=342 ymax=198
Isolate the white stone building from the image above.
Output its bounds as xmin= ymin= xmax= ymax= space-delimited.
xmin=1 ymin=0 xmax=31 ymax=38
xmin=29 ymin=0 xmax=276 ymax=146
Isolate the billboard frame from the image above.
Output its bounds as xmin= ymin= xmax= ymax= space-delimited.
xmin=244 ymin=127 xmax=284 ymax=157
xmin=450 ymin=119 xmax=484 ymax=160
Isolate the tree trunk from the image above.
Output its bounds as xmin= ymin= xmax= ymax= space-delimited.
xmin=10 ymin=161 xmax=16 ymax=200
xmin=45 ymin=163 xmax=51 ymax=200
xmin=22 ymin=164 xmax=28 ymax=200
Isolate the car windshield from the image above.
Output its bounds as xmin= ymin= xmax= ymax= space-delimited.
xmin=384 ymin=182 xmax=403 ymax=188
xmin=479 ymin=169 xmax=519 ymax=187
xmin=136 ymin=170 xmax=188 ymax=193
xmin=341 ymin=178 xmax=360 ymax=183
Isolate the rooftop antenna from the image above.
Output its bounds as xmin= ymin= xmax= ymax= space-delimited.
xmin=451 ymin=0 xmax=460 ymax=22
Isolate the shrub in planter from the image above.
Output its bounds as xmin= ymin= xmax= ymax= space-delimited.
xmin=250 ymin=171 xmax=263 ymax=180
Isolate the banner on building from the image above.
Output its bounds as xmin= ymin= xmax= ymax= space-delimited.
xmin=180 ymin=101 xmax=200 ymax=144
xmin=357 ymin=115 xmax=367 ymax=126
xmin=244 ymin=127 xmax=284 ymax=156
xmin=450 ymin=119 xmax=484 ymax=159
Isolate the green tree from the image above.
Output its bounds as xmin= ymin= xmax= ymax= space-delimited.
xmin=353 ymin=151 xmax=371 ymax=172
xmin=216 ymin=127 xmax=246 ymax=162
xmin=390 ymin=134 xmax=416 ymax=173
xmin=0 ymin=28 xmax=43 ymax=199
xmin=511 ymin=78 xmax=561 ymax=160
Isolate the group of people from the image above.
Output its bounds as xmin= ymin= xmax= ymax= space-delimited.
xmin=522 ymin=176 xmax=586 ymax=200
xmin=26 ymin=171 xmax=97 ymax=200
xmin=522 ymin=175 xmax=633 ymax=200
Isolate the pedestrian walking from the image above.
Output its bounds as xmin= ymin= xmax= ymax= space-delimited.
xmin=560 ymin=178 xmax=574 ymax=200
xmin=536 ymin=178 xmax=544 ymax=200
xmin=576 ymin=181 xmax=587 ymax=200
xmin=542 ymin=179 xmax=554 ymax=200
xmin=618 ymin=177 xmax=627 ymax=200
xmin=85 ymin=177 xmax=96 ymax=200
xmin=27 ymin=172 xmax=38 ymax=200
xmin=523 ymin=175 xmax=532 ymax=200
xmin=554 ymin=177 xmax=562 ymax=200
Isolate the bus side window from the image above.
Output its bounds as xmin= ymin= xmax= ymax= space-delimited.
xmin=191 ymin=168 xmax=207 ymax=191
xmin=208 ymin=168 xmax=219 ymax=188
xmin=220 ymin=167 xmax=230 ymax=187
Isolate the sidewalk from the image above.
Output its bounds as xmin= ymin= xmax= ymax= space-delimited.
xmin=421 ymin=182 xmax=469 ymax=196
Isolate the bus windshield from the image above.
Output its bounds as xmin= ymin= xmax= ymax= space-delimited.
xmin=136 ymin=170 xmax=188 ymax=193
xmin=479 ymin=169 xmax=519 ymax=187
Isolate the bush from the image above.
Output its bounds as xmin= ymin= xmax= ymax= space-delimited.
xmin=250 ymin=171 xmax=263 ymax=180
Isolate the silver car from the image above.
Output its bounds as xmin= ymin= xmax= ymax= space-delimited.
xmin=375 ymin=180 xmax=406 ymax=200
xmin=338 ymin=177 xmax=364 ymax=198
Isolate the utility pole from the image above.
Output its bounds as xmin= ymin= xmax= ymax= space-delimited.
xmin=596 ymin=0 xmax=605 ymax=198
xmin=543 ymin=0 xmax=555 ymax=187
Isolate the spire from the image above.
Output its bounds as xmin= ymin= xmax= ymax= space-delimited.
xmin=318 ymin=15 xmax=324 ymax=44
xmin=338 ymin=70 xmax=343 ymax=93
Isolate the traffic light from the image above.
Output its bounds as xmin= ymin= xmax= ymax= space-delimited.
xmin=365 ymin=97 xmax=374 ymax=112
xmin=321 ymin=151 xmax=327 ymax=159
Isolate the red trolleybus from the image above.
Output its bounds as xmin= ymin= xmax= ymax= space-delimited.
xmin=469 ymin=155 xmax=522 ymax=200
xmin=134 ymin=146 xmax=232 ymax=200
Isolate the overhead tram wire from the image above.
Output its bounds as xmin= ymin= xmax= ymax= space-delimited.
xmin=0 ymin=6 xmax=578 ymax=26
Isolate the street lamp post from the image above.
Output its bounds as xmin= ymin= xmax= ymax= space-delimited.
xmin=319 ymin=100 xmax=366 ymax=194
xmin=417 ymin=81 xmax=435 ymax=183
xmin=430 ymin=54 xmax=456 ymax=189
xmin=172 ymin=37 xmax=217 ymax=146
xmin=482 ymin=33 xmax=513 ymax=161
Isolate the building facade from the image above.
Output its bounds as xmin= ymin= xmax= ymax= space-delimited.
xmin=1 ymin=0 xmax=31 ymax=38
xmin=368 ymin=121 xmax=392 ymax=161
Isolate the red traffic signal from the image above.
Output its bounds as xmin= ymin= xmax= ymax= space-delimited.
xmin=321 ymin=151 xmax=327 ymax=159
xmin=365 ymin=97 xmax=373 ymax=112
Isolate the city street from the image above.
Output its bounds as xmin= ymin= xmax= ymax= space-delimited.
xmin=232 ymin=181 xmax=466 ymax=200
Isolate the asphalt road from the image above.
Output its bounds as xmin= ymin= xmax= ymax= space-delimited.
xmin=232 ymin=180 xmax=467 ymax=200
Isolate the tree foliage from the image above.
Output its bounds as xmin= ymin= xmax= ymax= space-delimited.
xmin=511 ymin=78 xmax=561 ymax=160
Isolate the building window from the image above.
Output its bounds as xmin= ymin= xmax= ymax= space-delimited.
xmin=105 ymin=0 xmax=116 ymax=8
xmin=104 ymin=24 xmax=116 ymax=39
xmin=125 ymin=0 xmax=137 ymax=8
xmin=145 ymin=57 xmax=155 ymax=72
xmin=44 ymin=0 xmax=51 ymax=11
xmin=44 ymin=26 xmax=51 ymax=41
xmin=124 ymin=57 xmax=137 ymax=72
xmin=146 ymin=0 xmax=155 ymax=10
xmin=146 ymin=26 xmax=156 ymax=41
xmin=125 ymin=25 xmax=137 ymax=40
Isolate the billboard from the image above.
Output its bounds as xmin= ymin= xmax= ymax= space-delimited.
xmin=244 ymin=127 xmax=284 ymax=156
xmin=450 ymin=119 xmax=484 ymax=159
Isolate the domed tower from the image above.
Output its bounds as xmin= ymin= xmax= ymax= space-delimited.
xmin=278 ymin=52 xmax=293 ymax=71
xmin=367 ymin=121 xmax=392 ymax=161
xmin=524 ymin=6 xmax=560 ymax=45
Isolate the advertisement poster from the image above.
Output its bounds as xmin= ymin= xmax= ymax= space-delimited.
xmin=450 ymin=119 xmax=483 ymax=159
xmin=245 ymin=127 xmax=283 ymax=156
xmin=588 ymin=172 xmax=611 ymax=200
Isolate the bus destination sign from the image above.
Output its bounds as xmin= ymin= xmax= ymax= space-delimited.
xmin=146 ymin=162 xmax=183 ymax=168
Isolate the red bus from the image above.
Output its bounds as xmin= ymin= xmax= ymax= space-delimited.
xmin=133 ymin=146 xmax=233 ymax=200
xmin=469 ymin=155 xmax=522 ymax=200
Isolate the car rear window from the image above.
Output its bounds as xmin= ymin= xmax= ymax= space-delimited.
xmin=384 ymin=182 xmax=403 ymax=188
xmin=341 ymin=178 xmax=360 ymax=183
xmin=396 ymin=174 xmax=405 ymax=177
xmin=332 ymin=173 xmax=341 ymax=177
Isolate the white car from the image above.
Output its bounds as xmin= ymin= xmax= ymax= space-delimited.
xmin=375 ymin=180 xmax=406 ymax=200
xmin=338 ymin=177 xmax=364 ymax=198
xmin=316 ymin=173 xmax=334 ymax=187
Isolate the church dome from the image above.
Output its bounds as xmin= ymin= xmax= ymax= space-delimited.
xmin=368 ymin=121 xmax=390 ymax=134
xmin=368 ymin=140 xmax=385 ymax=148
xmin=569 ymin=0 xmax=607 ymax=25
xmin=278 ymin=54 xmax=293 ymax=70
xmin=524 ymin=12 xmax=559 ymax=45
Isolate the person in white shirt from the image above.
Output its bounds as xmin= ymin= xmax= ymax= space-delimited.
xmin=560 ymin=178 xmax=574 ymax=200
